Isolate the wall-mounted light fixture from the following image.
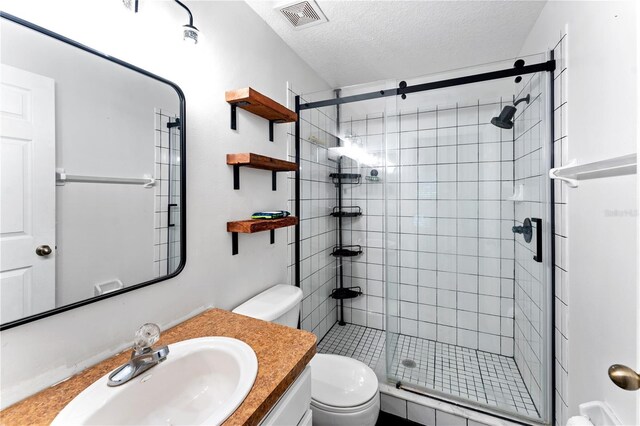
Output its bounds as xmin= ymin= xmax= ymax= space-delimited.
xmin=121 ymin=0 xmax=199 ymax=44
xmin=122 ymin=0 xmax=139 ymax=13
xmin=174 ymin=0 xmax=199 ymax=44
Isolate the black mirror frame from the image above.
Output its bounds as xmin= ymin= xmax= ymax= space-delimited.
xmin=0 ymin=12 xmax=187 ymax=331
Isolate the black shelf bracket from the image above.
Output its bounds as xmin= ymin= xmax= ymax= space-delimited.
xmin=230 ymin=104 xmax=237 ymax=130
xmin=233 ymin=165 xmax=240 ymax=190
xmin=230 ymin=104 xmax=276 ymax=142
xmin=232 ymin=166 xmax=279 ymax=191
xmin=232 ymin=229 xmax=276 ymax=255
xmin=231 ymin=232 xmax=238 ymax=255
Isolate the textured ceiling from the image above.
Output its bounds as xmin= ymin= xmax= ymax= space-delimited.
xmin=246 ymin=0 xmax=547 ymax=87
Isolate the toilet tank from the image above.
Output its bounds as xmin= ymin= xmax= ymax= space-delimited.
xmin=232 ymin=284 xmax=303 ymax=328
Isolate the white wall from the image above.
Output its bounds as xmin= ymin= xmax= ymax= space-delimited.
xmin=0 ymin=0 xmax=329 ymax=408
xmin=519 ymin=1 xmax=638 ymax=425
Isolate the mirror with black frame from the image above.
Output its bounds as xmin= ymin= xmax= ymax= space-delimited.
xmin=0 ymin=13 xmax=186 ymax=329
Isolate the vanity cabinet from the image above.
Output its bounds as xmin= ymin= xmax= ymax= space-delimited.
xmin=260 ymin=366 xmax=312 ymax=426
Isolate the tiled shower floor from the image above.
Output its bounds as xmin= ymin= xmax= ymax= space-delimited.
xmin=318 ymin=323 xmax=539 ymax=418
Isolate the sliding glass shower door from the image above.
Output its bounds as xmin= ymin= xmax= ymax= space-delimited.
xmin=295 ymin=54 xmax=554 ymax=425
xmin=385 ymin=60 xmax=552 ymax=423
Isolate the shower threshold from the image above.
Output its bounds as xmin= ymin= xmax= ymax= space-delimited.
xmin=317 ymin=323 xmax=539 ymax=419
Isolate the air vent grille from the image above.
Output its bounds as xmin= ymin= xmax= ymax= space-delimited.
xmin=278 ymin=1 xmax=327 ymax=29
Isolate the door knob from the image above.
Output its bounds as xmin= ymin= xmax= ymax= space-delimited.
xmin=608 ymin=364 xmax=640 ymax=390
xmin=35 ymin=245 xmax=52 ymax=256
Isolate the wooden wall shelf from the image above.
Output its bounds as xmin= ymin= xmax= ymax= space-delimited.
xmin=227 ymin=153 xmax=297 ymax=171
xmin=227 ymin=153 xmax=297 ymax=191
xmin=225 ymin=87 xmax=298 ymax=142
xmin=227 ymin=216 xmax=298 ymax=233
xmin=227 ymin=216 xmax=298 ymax=255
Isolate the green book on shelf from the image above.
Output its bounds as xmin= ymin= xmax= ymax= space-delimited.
xmin=251 ymin=211 xmax=291 ymax=220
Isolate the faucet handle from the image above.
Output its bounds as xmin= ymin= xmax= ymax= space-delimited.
xmin=133 ymin=323 xmax=161 ymax=353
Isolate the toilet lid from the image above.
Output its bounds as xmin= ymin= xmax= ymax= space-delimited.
xmin=310 ymin=354 xmax=378 ymax=408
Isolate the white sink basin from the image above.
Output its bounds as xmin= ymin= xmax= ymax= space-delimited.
xmin=52 ymin=337 xmax=258 ymax=426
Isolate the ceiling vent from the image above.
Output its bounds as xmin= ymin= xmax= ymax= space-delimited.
xmin=277 ymin=0 xmax=328 ymax=30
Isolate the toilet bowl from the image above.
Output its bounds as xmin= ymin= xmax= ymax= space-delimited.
xmin=233 ymin=285 xmax=380 ymax=426
xmin=310 ymin=354 xmax=380 ymax=426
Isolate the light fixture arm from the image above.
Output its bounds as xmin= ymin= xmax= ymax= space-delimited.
xmin=174 ymin=0 xmax=196 ymax=28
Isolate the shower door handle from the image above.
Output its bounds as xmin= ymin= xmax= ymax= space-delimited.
xmin=531 ymin=218 xmax=542 ymax=263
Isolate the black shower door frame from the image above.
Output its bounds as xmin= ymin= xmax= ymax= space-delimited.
xmin=293 ymin=52 xmax=557 ymax=423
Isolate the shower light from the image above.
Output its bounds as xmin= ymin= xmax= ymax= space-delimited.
xmin=329 ymin=135 xmax=381 ymax=166
xmin=175 ymin=0 xmax=199 ymax=44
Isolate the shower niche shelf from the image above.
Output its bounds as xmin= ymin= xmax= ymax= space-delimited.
xmin=225 ymin=87 xmax=298 ymax=142
xmin=227 ymin=153 xmax=297 ymax=190
xmin=329 ymin=173 xmax=361 ymax=186
xmin=227 ymin=216 xmax=298 ymax=255
xmin=331 ymin=245 xmax=363 ymax=258
xmin=330 ymin=287 xmax=362 ymax=300
xmin=330 ymin=206 xmax=362 ymax=218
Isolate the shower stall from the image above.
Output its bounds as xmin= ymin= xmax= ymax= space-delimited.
xmin=291 ymin=53 xmax=555 ymax=424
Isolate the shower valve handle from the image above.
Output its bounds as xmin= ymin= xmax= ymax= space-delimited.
xmin=512 ymin=218 xmax=533 ymax=243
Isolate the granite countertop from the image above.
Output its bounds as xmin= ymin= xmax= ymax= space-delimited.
xmin=0 ymin=308 xmax=317 ymax=426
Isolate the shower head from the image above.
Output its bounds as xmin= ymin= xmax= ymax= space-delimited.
xmin=491 ymin=106 xmax=517 ymax=129
xmin=490 ymin=94 xmax=531 ymax=129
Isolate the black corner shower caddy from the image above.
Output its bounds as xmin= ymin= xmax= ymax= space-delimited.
xmin=330 ymin=170 xmax=364 ymax=325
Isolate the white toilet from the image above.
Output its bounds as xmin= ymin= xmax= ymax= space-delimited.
xmin=233 ymin=284 xmax=380 ymax=426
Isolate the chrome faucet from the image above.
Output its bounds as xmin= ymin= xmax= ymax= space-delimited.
xmin=107 ymin=323 xmax=170 ymax=387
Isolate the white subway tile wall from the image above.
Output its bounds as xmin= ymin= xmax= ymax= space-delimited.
xmin=512 ymin=70 xmax=546 ymax=411
xmin=334 ymin=113 xmax=387 ymax=330
xmin=153 ymin=109 xmax=181 ymax=276
xmin=408 ymin=401 xmax=436 ymax=425
xmin=552 ymin=34 xmax=569 ymax=426
xmin=288 ymin=89 xmax=339 ymax=341
xmin=340 ymin=101 xmax=517 ymax=356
